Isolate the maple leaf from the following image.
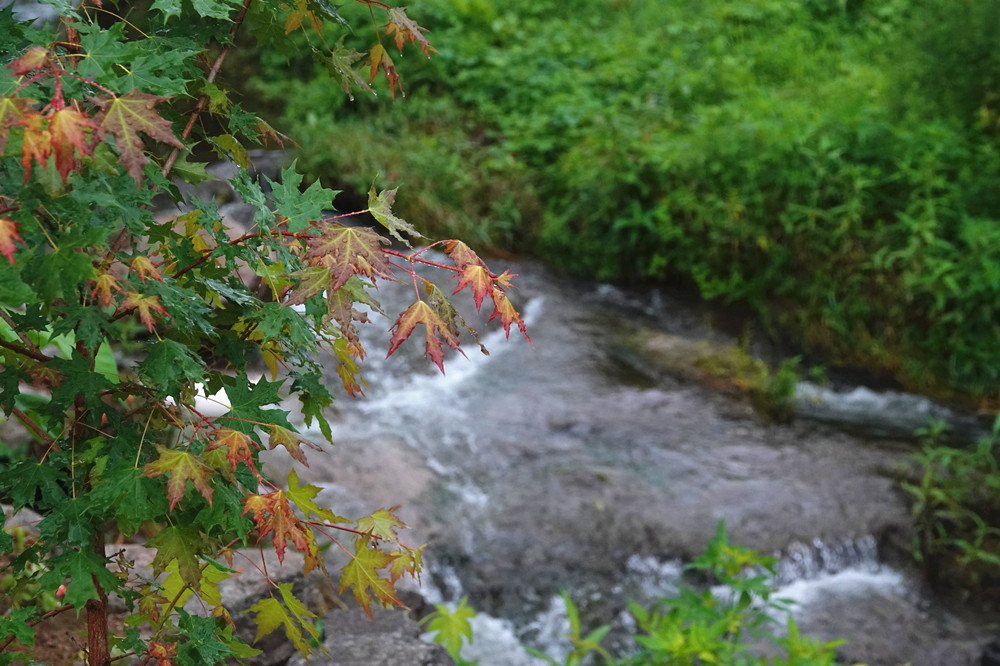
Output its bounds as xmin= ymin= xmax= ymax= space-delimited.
xmin=304 ymin=223 xmax=393 ymax=291
xmin=388 ymin=544 xmax=424 ymax=584
xmin=48 ymin=108 xmax=97 ymax=182
xmin=383 ymin=7 xmax=437 ymax=57
xmin=421 ymin=596 xmax=475 ymax=658
xmin=444 ymin=240 xmax=484 ymax=270
xmin=89 ymin=271 xmax=122 ymax=306
xmin=143 ymin=446 xmax=215 ymax=511
xmin=285 ymin=265 xmax=331 ymax=306
xmin=146 ymin=525 xmax=205 ymax=587
xmin=367 ymin=43 xmax=402 ymax=99
xmin=19 ymin=111 xmax=50 ymax=182
xmin=205 ymin=427 xmax=259 ymax=471
xmin=247 ymin=583 xmax=319 ymax=657
xmin=356 ymin=507 xmax=407 ymax=542
xmin=453 ymin=264 xmax=493 ymax=312
xmin=387 ymin=299 xmax=461 ymax=373
xmin=148 ymin=641 xmax=178 ymax=665
xmin=90 ymin=89 xmax=185 ymax=184
xmin=320 ymin=37 xmax=373 ymax=101
xmin=122 ymin=291 xmax=169 ymax=331
xmin=7 ymin=46 xmax=49 ymax=75
xmin=268 ymin=424 xmax=323 ymax=466
xmin=0 ymin=97 xmax=35 ymax=154
xmin=241 ymin=490 xmax=318 ymax=567
xmin=325 ymin=283 xmax=370 ymax=344
xmin=0 ymin=217 xmax=23 ymax=265
xmin=339 ymin=539 xmax=402 ymax=619
xmin=368 ymin=184 xmax=422 ymax=245
xmin=130 ymin=255 xmax=163 ymax=283
xmin=490 ymin=288 xmax=531 ymax=343
xmin=286 ymin=468 xmax=348 ymax=524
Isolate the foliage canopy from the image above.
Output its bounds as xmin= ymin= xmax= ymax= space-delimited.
xmin=0 ymin=1 xmax=527 ymax=663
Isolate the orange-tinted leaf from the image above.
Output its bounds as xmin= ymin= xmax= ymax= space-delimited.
xmin=367 ymin=184 xmax=421 ymax=245
xmin=339 ymin=540 xmax=401 ymax=619
xmin=490 ymin=288 xmax=530 ymax=343
xmin=48 ymin=108 xmax=97 ymax=182
xmin=20 ymin=112 xmax=50 ymax=182
xmin=383 ymin=7 xmax=437 ymax=57
xmin=90 ymin=90 xmax=185 ymax=184
xmin=122 ymin=291 xmax=169 ymax=331
xmin=444 ymin=240 xmax=483 ymax=270
xmin=304 ymin=223 xmax=393 ymax=291
xmin=148 ymin=641 xmax=177 ymax=665
xmin=268 ymin=424 xmax=322 ymax=466
xmin=367 ymin=43 xmax=402 ymax=99
xmin=453 ymin=264 xmax=492 ymax=311
xmin=0 ymin=217 xmax=23 ymax=265
xmin=130 ymin=255 xmax=163 ymax=283
xmin=143 ymin=446 xmax=215 ymax=511
xmin=8 ymin=46 xmax=49 ymax=76
xmin=387 ymin=299 xmax=461 ymax=373
xmin=0 ymin=97 xmax=35 ymax=154
xmin=205 ymin=427 xmax=259 ymax=471
xmin=388 ymin=544 xmax=424 ymax=584
xmin=241 ymin=490 xmax=317 ymax=567
xmin=89 ymin=272 xmax=122 ymax=306
xmin=356 ymin=507 xmax=407 ymax=542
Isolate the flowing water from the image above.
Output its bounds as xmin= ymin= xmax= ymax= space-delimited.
xmin=264 ymin=257 xmax=998 ymax=665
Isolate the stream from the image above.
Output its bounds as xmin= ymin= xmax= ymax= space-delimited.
xmin=260 ymin=256 xmax=999 ymax=666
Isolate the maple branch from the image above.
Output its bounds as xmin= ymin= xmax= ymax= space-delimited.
xmin=0 ymin=604 xmax=76 ymax=653
xmin=0 ymin=337 xmax=52 ymax=363
xmin=161 ymin=0 xmax=254 ymax=178
xmin=382 ymin=248 xmax=464 ymax=274
xmin=0 ymin=308 xmax=45 ymax=357
xmin=11 ymin=407 xmax=56 ymax=451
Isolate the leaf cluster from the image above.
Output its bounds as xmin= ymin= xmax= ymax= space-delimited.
xmin=0 ymin=1 xmax=528 ymax=663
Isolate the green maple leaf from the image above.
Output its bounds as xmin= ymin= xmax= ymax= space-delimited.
xmin=253 ymin=302 xmax=316 ymax=346
xmin=146 ymin=525 xmax=205 ymax=587
xmin=304 ymin=223 xmax=394 ymax=292
xmin=138 ymin=339 xmax=205 ymax=399
xmin=223 ymin=373 xmax=293 ymax=432
xmin=267 ymin=164 xmax=338 ymax=233
xmin=143 ymin=446 xmax=215 ymax=511
xmin=318 ymin=39 xmax=372 ymax=101
xmin=387 ymin=299 xmax=462 ymax=373
xmin=90 ymin=89 xmax=185 ymax=184
xmin=368 ymin=184 xmax=422 ymax=245
xmin=356 ymin=507 xmax=407 ymax=542
xmin=340 ymin=540 xmax=401 ymax=619
xmin=247 ymin=582 xmax=319 ymax=657
xmin=421 ymin=597 xmax=476 ymax=659
xmin=286 ymin=468 xmax=348 ymax=524
xmin=39 ymin=548 xmax=120 ymax=611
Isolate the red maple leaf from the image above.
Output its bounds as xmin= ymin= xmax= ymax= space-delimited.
xmin=19 ymin=111 xmax=51 ymax=183
xmin=89 ymin=271 xmax=122 ymax=306
xmin=90 ymin=89 xmax=185 ymax=184
xmin=48 ymin=108 xmax=97 ymax=182
xmin=205 ymin=427 xmax=259 ymax=471
xmin=7 ymin=46 xmax=49 ymax=76
xmin=130 ymin=255 xmax=163 ymax=283
xmin=268 ymin=425 xmax=323 ymax=466
xmin=242 ymin=490 xmax=317 ymax=567
xmin=383 ymin=7 xmax=437 ymax=57
xmin=143 ymin=447 xmax=215 ymax=511
xmin=0 ymin=217 xmax=23 ymax=265
xmin=304 ymin=223 xmax=394 ymax=291
xmin=121 ymin=291 xmax=169 ymax=331
xmin=452 ymin=264 xmax=493 ymax=312
xmin=387 ymin=300 xmax=461 ymax=373
xmin=489 ymin=288 xmax=530 ymax=343
xmin=367 ymin=44 xmax=402 ymax=99
xmin=444 ymin=240 xmax=483 ymax=270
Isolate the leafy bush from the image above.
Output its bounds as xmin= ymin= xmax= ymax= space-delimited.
xmin=0 ymin=3 xmax=529 ymax=664
xmin=905 ymin=418 xmax=1000 ymax=595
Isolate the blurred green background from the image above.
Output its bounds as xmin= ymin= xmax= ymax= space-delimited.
xmin=240 ymin=0 xmax=1000 ymax=402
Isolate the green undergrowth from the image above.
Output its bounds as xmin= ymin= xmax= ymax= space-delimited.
xmin=244 ymin=0 xmax=1000 ymax=400
xmin=422 ymin=523 xmax=855 ymax=665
